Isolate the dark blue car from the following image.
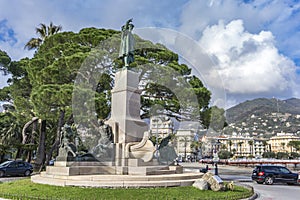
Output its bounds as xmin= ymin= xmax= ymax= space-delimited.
xmin=0 ymin=160 xmax=33 ymax=177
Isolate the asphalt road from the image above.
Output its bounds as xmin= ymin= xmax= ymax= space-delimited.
xmin=249 ymin=182 xmax=300 ymax=200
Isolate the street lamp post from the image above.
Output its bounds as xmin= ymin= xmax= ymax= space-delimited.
xmin=156 ymin=119 xmax=159 ymax=158
xmin=213 ymin=140 xmax=221 ymax=176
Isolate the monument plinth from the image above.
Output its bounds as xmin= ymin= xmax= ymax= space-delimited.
xmin=107 ymin=69 xmax=148 ymax=144
xmin=106 ymin=69 xmax=153 ymax=173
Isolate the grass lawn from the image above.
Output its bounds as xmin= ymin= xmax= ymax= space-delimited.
xmin=0 ymin=178 xmax=253 ymax=200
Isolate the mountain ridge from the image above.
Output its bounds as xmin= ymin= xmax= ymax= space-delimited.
xmin=226 ymin=98 xmax=300 ymax=123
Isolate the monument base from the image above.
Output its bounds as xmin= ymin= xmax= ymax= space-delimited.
xmin=43 ymin=159 xmax=182 ymax=176
xmin=46 ymin=161 xmax=116 ymax=176
xmin=31 ymin=170 xmax=201 ymax=188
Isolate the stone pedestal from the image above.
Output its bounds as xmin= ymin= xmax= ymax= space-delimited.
xmin=55 ymin=156 xmax=75 ymax=163
xmin=107 ymin=69 xmax=148 ymax=143
xmin=106 ymin=69 xmax=149 ymax=169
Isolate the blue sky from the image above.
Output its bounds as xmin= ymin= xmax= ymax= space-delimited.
xmin=0 ymin=0 xmax=300 ymax=108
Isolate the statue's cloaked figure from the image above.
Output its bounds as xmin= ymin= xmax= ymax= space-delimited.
xmin=91 ymin=120 xmax=114 ymax=160
xmin=119 ymin=18 xmax=135 ymax=68
xmin=58 ymin=124 xmax=77 ymax=158
xmin=158 ymin=134 xmax=177 ymax=165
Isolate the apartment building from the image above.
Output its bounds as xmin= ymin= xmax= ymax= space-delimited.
xmin=149 ymin=115 xmax=174 ymax=139
xmin=268 ymin=132 xmax=300 ymax=153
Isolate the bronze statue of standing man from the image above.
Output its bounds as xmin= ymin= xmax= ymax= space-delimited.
xmin=119 ymin=19 xmax=135 ymax=68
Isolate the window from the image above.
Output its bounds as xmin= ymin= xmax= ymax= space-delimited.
xmin=279 ymin=167 xmax=290 ymax=174
xmin=17 ymin=162 xmax=25 ymax=168
xmin=8 ymin=162 xmax=17 ymax=168
xmin=255 ymin=166 xmax=261 ymax=171
xmin=264 ymin=166 xmax=278 ymax=173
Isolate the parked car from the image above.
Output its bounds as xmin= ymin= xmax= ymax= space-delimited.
xmin=0 ymin=160 xmax=33 ymax=177
xmin=251 ymin=165 xmax=299 ymax=185
xmin=48 ymin=159 xmax=55 ymax=166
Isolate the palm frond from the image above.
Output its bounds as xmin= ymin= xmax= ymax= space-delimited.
xmin=48 ymin=21 xmax=62 ymax=36
xmin=24 ymin=38 xmax=42 ymax=50
xmin=36 ymin=23 xmax=47 ymax=40
xmin=25 ymin=22 xmax=62 ymax=50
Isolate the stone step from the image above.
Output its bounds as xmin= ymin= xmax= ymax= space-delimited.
xmin=38 ymin=172 xmax=201 ymax=182
xmin=147 ymin=169 xmax=176 ymax=175
xmin=46 ymin=165 xmax=183 ymax=176
xmin=46 ymin=165 xmax=117 ymax=176
xmin=32 ymin=174 xmax=200 ymax=188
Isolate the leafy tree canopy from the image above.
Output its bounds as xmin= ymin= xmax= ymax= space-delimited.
xmin=0 ymin=26 xmax=221 ymax=163
xmin=0 ymin=50 xmax=11 ymax=75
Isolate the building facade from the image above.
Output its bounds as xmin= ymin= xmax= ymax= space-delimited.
xmin=211 ymin=132 xmax=268 ymax=158
xmin=149 ymin=115 xmax=174 ymax=139
xmin=268 ymin=132 xmax=300 ymax=153
xmin=174 ymin=121 xmax=203 ymax=161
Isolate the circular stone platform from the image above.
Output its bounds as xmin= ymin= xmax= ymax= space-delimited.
xmin=31 ymin=172 xmax=202 ymax=188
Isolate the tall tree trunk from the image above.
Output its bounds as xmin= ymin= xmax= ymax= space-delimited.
xmin=46 ymin=109 xmax=65 ymax=165
xmin=21 ymin=117 xmax=39 ymax=160
xmin=15 ymin=148 xmax=21 ymax=160
xmin=0 ymin=154 xmax=4 ymax=163
xmin=26 ymin=119 xmax=38 ymax=163
xmin=35 ymin=120 xmax=46 ymax=171
xmin=22 ymin=117 xmax=39 ymax=144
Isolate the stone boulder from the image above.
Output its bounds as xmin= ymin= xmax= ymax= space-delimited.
xmin=201 ymin=172 xmax=225 ymax=191
xmin=202 ymin=172 xmax=214 ymax=181
xmin=193 ymin=179 xmax=209 ymax=190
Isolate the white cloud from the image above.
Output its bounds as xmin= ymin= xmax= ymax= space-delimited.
xmin=179 ymin=0 xmax=300 ymax=63
xmin=198 ymin=19 xmax=299 ymax=98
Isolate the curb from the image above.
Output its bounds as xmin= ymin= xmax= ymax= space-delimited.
xmin=248 ymin=193 xmax=258 ymax=200
xmin=235 ymin=182 xmax=258 ymax=200
xmin=221 ymin=178 xmax=253 ymax=183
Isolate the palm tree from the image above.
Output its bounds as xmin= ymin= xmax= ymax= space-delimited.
xmin=228 ymin=140 xmax=233 ymax=153
xmin=287 ymin=141 xmax=300 ymax=153
xmin=180 ymin=136 xmax=190 ymax=160
xmin=238 ymin=141 xmax=244 ymax=156
xmin=232 ymin=148 xmax=237 ymax=157
xmin=262 ymin=140 xmax=268 ymax=151
xmin=25 ymin=22 xmax=62 ymax=50
xmin=280 ymin=142 xmax=286 ymax=152
xmin=0 ymin=111 xmax=22 ymax=158
xmin=248 ymin=140 xmax=253 ymax=156
xmin=287 ymin=141 xmax=293 ymax=153
xmin=294 ymin=141 xmax=300 ymax=153
xmin=190 ymin=141 xmax=202 ymax=151
xmin=190 ymin=141 xmax=202 ymax=160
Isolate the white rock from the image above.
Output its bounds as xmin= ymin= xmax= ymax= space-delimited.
xmin=193 ymin=178 xmax=209 ymax=190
